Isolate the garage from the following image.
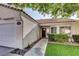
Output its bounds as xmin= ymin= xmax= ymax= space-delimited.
xmin=0 ymin=23 xmax=17 ymax=48
xmin=0 ymin=4 xmax=40 ymax=49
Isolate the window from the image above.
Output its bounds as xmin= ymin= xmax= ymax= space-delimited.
xmin=60 ymin=26 xmax=71 ymax=34
xmin=51 ymin=27 xmax=57 ymax=34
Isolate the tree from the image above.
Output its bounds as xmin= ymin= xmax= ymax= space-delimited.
xmin=9 ymin=3 xmax=79 ymax=18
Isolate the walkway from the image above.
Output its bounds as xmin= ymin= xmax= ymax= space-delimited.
xmin=24 ymin=38 xmax=48 ymax=56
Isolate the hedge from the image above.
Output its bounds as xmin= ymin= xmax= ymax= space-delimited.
xmin=48 ymin=34 xmax=70 ymax=42
xmin=72 ymin=35 xmax=79 ymax=43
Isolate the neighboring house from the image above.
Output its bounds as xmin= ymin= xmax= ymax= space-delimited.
xmin=37 ymin=19 xmax=79 ymax=40
xmin=0 ymin=4 xmax=41 ymax=49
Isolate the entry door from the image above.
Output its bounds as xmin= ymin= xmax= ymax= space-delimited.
xmin=0 ymin=23 xmax=16 ymax=48
xmin=42 ymin=28 xmax=46 ymax=38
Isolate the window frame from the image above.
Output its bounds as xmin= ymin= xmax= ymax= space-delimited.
xmin=60 ymin=26 xmax=71 ymax=34
xmin=51 ymin=27 xmax=57 ymax=34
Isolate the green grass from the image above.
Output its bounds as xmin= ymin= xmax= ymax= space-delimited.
xmin=45 ymin=43 xmax=79 ymax=56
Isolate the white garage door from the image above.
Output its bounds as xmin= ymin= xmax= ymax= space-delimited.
xmin=0 ymin=23 xmax=16 ymax=48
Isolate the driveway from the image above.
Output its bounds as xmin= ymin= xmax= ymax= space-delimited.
xmin=0 ymin=46 xmax=14 ymax=56
xmin=0 ymin=38 xmax=48 ymax=56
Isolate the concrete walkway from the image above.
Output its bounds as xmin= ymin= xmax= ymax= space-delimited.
xmin=24 ymin=38 xmax=48 ymax=56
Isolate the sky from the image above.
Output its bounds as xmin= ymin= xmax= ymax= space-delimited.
xmin=24 ymin=8 xmax=52 ymax=20
xmin=24 ymin=8 xmax=79 ymax=20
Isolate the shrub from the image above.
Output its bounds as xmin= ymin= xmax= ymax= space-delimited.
xmin=48 ymin=34 xmax=55 ymax=41
xmin=54 ymin=34 xmax=70 ymax=42
xmin=48 ymin=34 xmax=70 ymax=42
xmin=72 ymin=35 xmax=79 ymax=43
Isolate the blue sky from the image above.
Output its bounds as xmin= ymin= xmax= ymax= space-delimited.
xmin=24 ymin=8 xmax=79 ymax=20
xmin=24 ymin=8 xmax=52 ymax=20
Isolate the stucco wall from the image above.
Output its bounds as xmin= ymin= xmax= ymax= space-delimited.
xmin=72 ymin=22 xmax=79 ymax=35
xmin=21 ymin=16 xmax=36 ymax=38
xmin=42 ymin=22 xmax=79 ymax=37
xmin=0 ymin=5 xmax=41 ymax=49
xmin=21 ymin=15 xmax=40 ymax=48
xmin=46 ymin=22 xmax=72 ymax=34
xmin=0 ymin=6 xmax=23 ymax=49
xmin=0 ymin=6 xmax=20 ymax=21
xmin=22 ymin=24 xmax=40 ymax=48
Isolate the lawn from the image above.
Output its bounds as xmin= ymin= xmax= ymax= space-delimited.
xmin=45 ymin=43 xmax=79 ymax=56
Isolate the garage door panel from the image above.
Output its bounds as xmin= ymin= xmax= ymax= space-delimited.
xmin=0 ymin=23 xmax=17 ymax=48
xmin=0 ymin=41 xmax=16 ymax=47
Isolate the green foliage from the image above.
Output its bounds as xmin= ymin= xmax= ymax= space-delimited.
xmin=48 ymin=34 xmax=69 ymax=42
xmin=48 ymin=34 xmax=55 ymax=41
xmin=11 ymin=3 xmax=79 ymax=18
xmin=72 ymin=35 xmax=79 ymax=43
xmin=45 ymin=43 xmax=79 ymax=56
xmin=54 ymin=34 xmax=69 ymax=42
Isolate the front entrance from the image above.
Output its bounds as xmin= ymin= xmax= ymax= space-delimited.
xmin=42 ymin=28 xmax=46 ymax=38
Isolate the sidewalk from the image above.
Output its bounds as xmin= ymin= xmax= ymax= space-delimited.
xmin=24 ymin=38 xmax=48 ymax=56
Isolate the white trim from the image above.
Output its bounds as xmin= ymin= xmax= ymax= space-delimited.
xmin=57 ymin=26 xmax=60 ymax=34
xmin=50 ymin=25 xmax=72 ymax=34
xmin=50 ymin=26 xmax=57 ymax=34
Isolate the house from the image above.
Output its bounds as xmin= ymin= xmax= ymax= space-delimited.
xmin=37 ymin=19 xmax=79 ymax=41
xmin=0 ymin=4 xmax=41 ymax=49
xmin=0 ymin=4 xmax=79 ymax=50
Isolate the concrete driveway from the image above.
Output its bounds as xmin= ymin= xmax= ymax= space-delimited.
xmin=0 ymin=46 xmax=14 ymax=56
xmin=0 ymin=38 xmax=48 ymax=56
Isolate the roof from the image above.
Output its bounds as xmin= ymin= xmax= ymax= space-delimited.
xmin=0 ymin=4 xmax=38 ymax=23
xmin=36 ymin=18 xmax=79 ymax=24
xmin=0 ymin=4 xmax=22 ymax=11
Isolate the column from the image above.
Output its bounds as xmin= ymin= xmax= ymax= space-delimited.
xmin=57 ymin=26 xmax=60 ymax=34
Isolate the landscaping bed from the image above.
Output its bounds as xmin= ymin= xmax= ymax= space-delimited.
xmin=48 ymin=34 xmax=79 ymax=43
xmin=48 ymin=34 xmax=70 ymax=42
xmin=45 ymin=43 xmax=79 ymax=56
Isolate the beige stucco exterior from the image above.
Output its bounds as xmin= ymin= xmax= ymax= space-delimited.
xmin=0 ymin=5 xmax=23 ymax=49
xmin=1 ymin=4 xmax=79 ymax=49
xmin=0 ymin=6 xmax=20 ymax=20
xmin=71 ymin=22 xmax=79 ymax=35
xmin=21 ymin=14 xmax=40 ymax=48
xmin=0 ymin=5 xmax=40 ymax=49
xmin=40 ymin=21 xmax=79 ymax=38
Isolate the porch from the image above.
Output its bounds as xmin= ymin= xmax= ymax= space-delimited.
xmin=41 ymin=26 xmax=71 ymax=38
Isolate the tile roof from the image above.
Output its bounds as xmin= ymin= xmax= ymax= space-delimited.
xmin=0 ymin=4 xmax=38 ymax=23
xmin=0 ymin=4 xmax=22 ymax=11
xmin=36 ymin=18 xmax=79 ymax=24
